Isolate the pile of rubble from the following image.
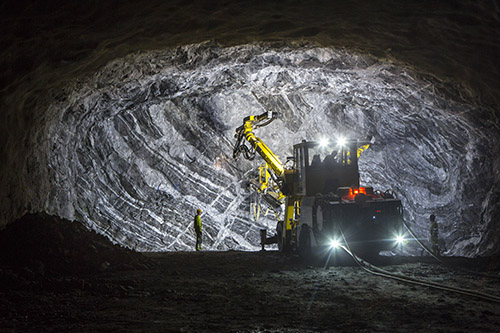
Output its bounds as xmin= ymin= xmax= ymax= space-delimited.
xmin=0 ymin=213 xmax=146 ymax=277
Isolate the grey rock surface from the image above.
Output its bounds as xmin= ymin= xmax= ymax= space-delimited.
xmin=14 ymin=43 xmax=498 ymax=255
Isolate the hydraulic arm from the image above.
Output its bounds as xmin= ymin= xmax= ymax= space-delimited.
xmin=233 ymin=111 xmax=295 ymax=251
xmin=233 ymin=111 xmax=284 ymax=178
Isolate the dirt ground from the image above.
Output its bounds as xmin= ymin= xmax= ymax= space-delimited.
xmin=1 ymin=251 xmax=500 ymax=332
xmin=1 ymin=214 xmax=500 ymax=332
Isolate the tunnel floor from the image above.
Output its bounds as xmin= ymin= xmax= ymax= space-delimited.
xmin=1 ymin=214 xmax=499 ymax=332
xmin=2 ymin=249 xmax=500 ymax=331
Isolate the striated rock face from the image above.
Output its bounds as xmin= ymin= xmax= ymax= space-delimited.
xmin=14 ymin=43 xmax=498 ymax=255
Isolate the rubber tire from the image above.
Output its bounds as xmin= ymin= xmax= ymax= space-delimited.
xmin=277 ymin=220 xmax=284 ymax=252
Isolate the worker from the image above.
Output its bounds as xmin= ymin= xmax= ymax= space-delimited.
xmin=323 ymin=150 xmax=338 ymax=165
xmin=430 ymin=214 xmax=440 ymax=256
xmin=311 ymin=154 xmax=321 ymax=167
xmin=194 ymin=208 xmax=203 ymax=251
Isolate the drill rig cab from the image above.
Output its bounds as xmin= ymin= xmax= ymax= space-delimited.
xmin=233 ymin=111 xmax=404 ymax=259
xmin=291 ymin=139 xmax=361 ymax=197
xmin=286 ymin=139 xmax=404 ymax=258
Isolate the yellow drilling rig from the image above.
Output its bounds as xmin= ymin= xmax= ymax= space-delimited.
xmin=233 ymin=111 xmax=405 ymax=258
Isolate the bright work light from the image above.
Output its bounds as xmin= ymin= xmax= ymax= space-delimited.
xmin=395 ymin=235 xmax=405 ymax=245
xmin=337 ymin=137 xmax=346 ymax=147
xmin=330 ymin=239 xmax=341 ymax=249
xmin=319 ymin=138 xmax=329 ymax=148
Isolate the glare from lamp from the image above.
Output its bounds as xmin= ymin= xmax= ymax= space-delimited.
xmin=330 ymin=239 xmax=341 ymax=249
xmin=337 ymin=137 xmax=346 ymax=147
xmin=319 ymin=138 xmax=329 ymax=148
xmin=395 ymin=235 xmax=405 ymax=245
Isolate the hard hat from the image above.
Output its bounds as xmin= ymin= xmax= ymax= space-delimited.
xmin=197 ymin=208 xmax=202 ymax=214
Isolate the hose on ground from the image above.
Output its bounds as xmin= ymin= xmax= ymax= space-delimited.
xmin=338 ymin=224 xmax=500 ymax=304
xmin=402 ymin=219 xmax=500 ymax=280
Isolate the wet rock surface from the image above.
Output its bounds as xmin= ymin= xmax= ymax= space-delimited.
xmin=0 ymin=214 xmax=499 ymax=332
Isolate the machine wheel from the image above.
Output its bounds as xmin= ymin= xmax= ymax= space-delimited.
xmin=276 ymin=220 xmax=284 ymax=252
xmin=298 ymin=225 xmax=312 ymax=259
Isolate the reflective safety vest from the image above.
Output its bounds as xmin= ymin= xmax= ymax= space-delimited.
xmin=194 ymin=215 xmax=202 ymax=232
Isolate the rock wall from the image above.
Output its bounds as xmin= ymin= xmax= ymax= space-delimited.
xmin=12 ymin=43 xmax=498 ymax=255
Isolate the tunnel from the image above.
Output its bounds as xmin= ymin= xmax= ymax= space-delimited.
xmin=1 ymin=0 xmax=499 ymax=257
xmin=1 ymin=1 xmax=500 ymax=331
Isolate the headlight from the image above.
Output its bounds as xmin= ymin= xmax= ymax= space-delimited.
xmin=330 ymin=239 xmax=341 ymax=249
xmin=337 ymin=137 xmax=346 ymax=147
xmin=319 ymin=137 xmax=329 ymax=148
xmin=395 ymin=235 xmax=406 ymax=245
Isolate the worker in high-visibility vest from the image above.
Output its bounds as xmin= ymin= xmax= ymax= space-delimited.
xmin=194 ymin=208 xmax=202 ymax=251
